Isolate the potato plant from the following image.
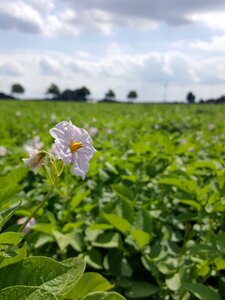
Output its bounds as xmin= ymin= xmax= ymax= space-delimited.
xmin=0 ymin=100 xmax=225 ymax=299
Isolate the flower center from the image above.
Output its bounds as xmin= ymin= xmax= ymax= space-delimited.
xmin=70 ymin=142 xmax=83 ymax=152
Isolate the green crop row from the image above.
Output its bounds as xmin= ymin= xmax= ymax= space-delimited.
xmin=0 ymin=100 xmax=225 ymax=299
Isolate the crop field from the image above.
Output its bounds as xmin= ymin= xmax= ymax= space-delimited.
xmin=0 ymin=100 xmax=225 ymax=299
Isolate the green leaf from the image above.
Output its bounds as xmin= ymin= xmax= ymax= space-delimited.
xmin=81 ymin=291 xmax=126 ymax=300
xmin=0 ymin=167 xmax=27 ymax=187
xmin=129 ymin=229 xmax=151 ymax=248
xmin=113 ymin=183 xmax=133 ymax=202
xmin=85 ymin=248 xmax=102 ymax=270
xmin=71 ymin=190 xmax=90 ymax=210
xmin=0 ymin=256 xmax=85 ymax=296
xmin=158 ymin=177 xmax=197 ymax=194
xmin=183 ymin=283 xmax=221 ymax=300
xmin=89 ymin=224 xmax=114 ymax=231
xmin=102 ymin=213 xmax=131 ymax=233
xmin=216 ymin=233 xmax=225 ymax=253
xmin=214 ymin=257 xmax=225 ymax=271
xmin=0 ymin=185 xmax=21 ymax=208
xmin=178 ymin=199 xmax=201 ymax=210
xmin=0 ymin=202 xmax=21 ymax=231
xmin=165 ymin=273 xmax=181 ymax=291
xmin=31 ymin=223 xmax=56 ymax=235
xmin=0 ymin=232 xmax=24 ymax=246
xmin=92 ymin=232 xmax=122 ymax=249
xmin=66 ymin=272 xmax=113 ymax=299
xmin=126 ymin=281 xmax=158 ymax=298
xmin=53 ymin=230 xmax=84 ymax=252
xmin=0 ymin=286 xmax=58 ymax=300
xmin=0 ymin=243 xmax=27 ymax=268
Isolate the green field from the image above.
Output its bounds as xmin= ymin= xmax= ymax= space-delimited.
xmin=1 ymin=100 xmax=225 ymax=299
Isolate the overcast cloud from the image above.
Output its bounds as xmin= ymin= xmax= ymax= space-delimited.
xmin=0 ymin=0 xmax=225 ymax=101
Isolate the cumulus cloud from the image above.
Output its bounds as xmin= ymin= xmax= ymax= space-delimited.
xmin=1 ymin=0 xmax=225 ymax=36
xmin=189 ymin=12 xmax=225 ymax=32
xmin=0 ymin=61 xmax=24 ymax=76
xmin=0 ymin=47 xmax=225 ymax=100
xmin=0 ymin=0 xmax=75 ymax=36
xmin=40 ymin=57 xmax=62 ymax=75
xmin=191 ymin=35 xmax=225 ymax=52
xmin=64 ymin=0 xmax=225 ymax=30
xmin=0 ymin=1 xmax=43 ymax=34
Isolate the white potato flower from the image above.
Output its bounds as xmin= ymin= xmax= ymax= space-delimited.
xmin=23 ymin=147 xmax=45 ymax=174
xmin=49 ymin=121 xmax=96 ymax=179
xmin=0 ymin=146 xmax=7 ymax=157
xmin=88 ymin=127 xmax=98 ymax=137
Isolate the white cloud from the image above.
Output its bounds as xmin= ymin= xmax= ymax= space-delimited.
xmin=1 ymin=47 xmax=224 ymax=101
xmin=0 ymin=61 xmax=24 ymax=76
xmin=39 ymin=57 xmax=62 ymax=75
xmin=0 ymin=1 xmax=43 ymax=34
xmin=191 ymin=35 xmax=225 ymax=52
xmin=1 ymin=0 xmax=225 ymax=36
xmin=189 ymin=12 xmax=225 ymax=32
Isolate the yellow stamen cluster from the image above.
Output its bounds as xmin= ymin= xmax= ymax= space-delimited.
xmin=70 ymin=142 xmax=83 ymax=152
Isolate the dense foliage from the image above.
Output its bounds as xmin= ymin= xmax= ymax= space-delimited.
xmin=0 ymin=100 xmax=225 ymax=299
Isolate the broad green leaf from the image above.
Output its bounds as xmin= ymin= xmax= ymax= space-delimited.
xmin=214 ymin=257 xmax=225 ymax=270
xmin=81 ymin=291 xmax=126 ymax=300
xmin=0 ymin=185 xmax=21 ymax=207
xmin=113 ymin=183 xmax=133 ymax=202
xmin=85 ymin=248 xmax=102 ymax=270
xmin=165 ymin=273 xmax=181 ymax=291
xmin=126 ymin=281 xmax=158 ymax=298
xmin=71 ymin=190 xmax=90 ymax=210
xmin=158 ymin=177 xmax=197 ymax=194
xmin=0 ymin=167 xmax=27 ymax=188
xmin=0 ymin=232 xmax=24 ymax=246
xmin=187 ymin=160 xmax=222 ymax=173
xmin=31 ymin=223 xmax=56 ymax=235
xmin=92 ymin=232 xmax=122 ymax=248
xmin=178 ymin=199 xmax=201 ymax=210
xmin=121 ymin=258 xmax=133 ymax=277
xmin=117 ymin=199 xmax=134 ymax=224
xmin=102 ymin=213 xmax=131 ymax=233
xmin=34 ymin=235 xmax=54 ymax=249
xmin=197 ymin=260 xmax=210 ymax=277
xmin=0 ymin=202 xmax=21 ymax=231
xmin=66 ymin=272 xmax=113 ymax=299
xmin=0 ymin=286 xmax=58 ymax=300
xmin=183 ymin=283 xmax=221 ymax=300
xmin=0 ymin=256 xmax=85 ymax=296
xmin=129 ymin=229 xmax=151 ymax=248
xmin=53 ymin=230 xmax=84 ymax=252
xmin=216 ymin=233 xmax=225 ymax=253
xmin=89 ymin=224 xmax=114 ymax=230
xmin=0 ymin=243 xmax=27 ymax=268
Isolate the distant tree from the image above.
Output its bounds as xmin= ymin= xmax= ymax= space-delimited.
xmin=46 ymin=83 xmax=60 ymax=98
xmin=186 ymin=91 xmax=195 ymax=104
xmin=0 ymin=92 xmax=14 ymax=100
xmin=11 ymin=83 xmax=25 ymax=97
xmin=127 ymin=90 xmax=138 ymax=101
xmin=60 ymin=86 xmax=91 ymax=102
xmin=105 ymin=89 xmax=115 ymax=100
xmin=77 ymin=86 xmax=90 ymax=101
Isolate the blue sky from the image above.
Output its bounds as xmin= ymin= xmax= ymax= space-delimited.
xmin=0 ymin=0 xmax=225 ymax=101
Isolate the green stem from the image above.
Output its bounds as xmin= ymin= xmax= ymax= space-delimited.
xmin=19 ymin=185 xmax=54 ymax=233
xmin=43 ymin=164 xmax=54 ymax=185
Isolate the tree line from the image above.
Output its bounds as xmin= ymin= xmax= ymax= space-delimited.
xmin=1 ymin=83 xmax=225 ymax=104
xmin=1 ymin=83 xmax=138 ymax=102
xmin=186 ymin=91 xmax=225 ymax=104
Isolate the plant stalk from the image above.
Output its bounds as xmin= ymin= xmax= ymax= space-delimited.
xmin=19 ymin=185 xmax=54 ymax=232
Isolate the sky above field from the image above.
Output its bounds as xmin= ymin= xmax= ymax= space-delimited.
xmin=0 ymin=0 xmax=225 ymax=101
